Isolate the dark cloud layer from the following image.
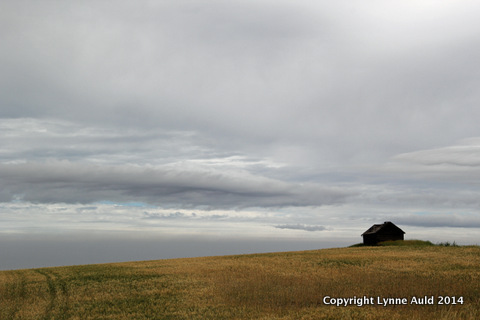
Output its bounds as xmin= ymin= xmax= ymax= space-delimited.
xmin=0 ymin=161 xmax=353 ymax=208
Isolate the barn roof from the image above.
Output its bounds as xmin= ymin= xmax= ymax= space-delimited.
xmin=361 ymin=221 xmax=405 ymax=236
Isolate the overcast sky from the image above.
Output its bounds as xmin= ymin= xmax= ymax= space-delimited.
xmin=1 ymin=0 xmax=480 ymax=269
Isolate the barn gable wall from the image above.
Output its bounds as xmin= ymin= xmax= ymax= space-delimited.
xmin=362 ymin=222 xmax=405 ymax=245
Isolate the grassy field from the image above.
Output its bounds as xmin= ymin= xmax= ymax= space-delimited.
xmin=1 ymin=242 xmax=479 ymax=319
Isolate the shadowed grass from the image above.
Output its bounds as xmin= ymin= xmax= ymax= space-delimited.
xmin=380 ymin=239 xmax=435 ymax=247
xmin=351 ymin=239 xmax=440 ymax=247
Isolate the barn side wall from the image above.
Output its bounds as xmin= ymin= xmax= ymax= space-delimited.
xmin=377 ymin=223 xmax=405 ymax=243
xmin=363 ymin=234 xmax=377 ymax=245
xmin=376 ymin=232 xmax=404 ymax=243
xmin=363 ymin=228 xmax=404 ymax=245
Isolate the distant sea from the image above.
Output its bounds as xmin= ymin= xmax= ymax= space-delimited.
xmin=0 ymin=233 xmax=352 ymax=270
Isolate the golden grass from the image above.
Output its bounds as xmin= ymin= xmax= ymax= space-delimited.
xmin=1 ymin=245 xmax=479 ymax=319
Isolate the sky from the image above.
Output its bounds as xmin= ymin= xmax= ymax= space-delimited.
xmin=1 ymin=0 xmax=480 ymax=270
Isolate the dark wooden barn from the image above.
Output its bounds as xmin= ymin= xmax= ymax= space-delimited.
xmin=361 ymin=221 xmax=405 ymax=245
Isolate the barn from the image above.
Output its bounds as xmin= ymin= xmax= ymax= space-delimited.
xmin=361 ymin=221 xmax=405 ymax=245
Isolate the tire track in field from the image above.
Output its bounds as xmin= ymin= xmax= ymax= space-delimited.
xmin=34 ymin=269 xmax=70 ymax=319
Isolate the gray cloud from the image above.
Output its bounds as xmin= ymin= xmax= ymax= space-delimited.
xmin=2 ymin=1 xmax=480 ymax=167
xmin=380 ymin=139 xmax=480 ymax=188
xmin=0 ymin=118 xmax=215 ymax=165
xmin=275 ymin=224 xmax=328 ymax=232
xmin=143 ymin=212 xmax=197 ymax=220
xmin=392 ymin=213 xmax=480 ymax=229
xmin=392 ymin=138 xmax=480 ymax=168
